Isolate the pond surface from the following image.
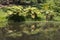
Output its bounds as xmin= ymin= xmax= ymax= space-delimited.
xmin=0 ymin=21 xmax=60 ymax=40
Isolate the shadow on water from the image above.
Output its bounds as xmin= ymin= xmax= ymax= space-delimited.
xmin=0 ymin=21 xmax=60 ymax=40
xmin=5 ymin=21 xmax=60 ymax=40
xmin=6 ymin=32 xmax=46 ymax=40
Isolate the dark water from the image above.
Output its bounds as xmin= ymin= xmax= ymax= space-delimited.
xmin=0 ymin=21 xmax=60 ymax=40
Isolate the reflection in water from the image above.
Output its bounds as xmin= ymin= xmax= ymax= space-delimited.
xmin=0 ymin=21 xmax=60 ymax=40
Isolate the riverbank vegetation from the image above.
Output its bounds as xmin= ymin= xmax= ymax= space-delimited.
xmin=0 ymin=0 xmax=60 ymax=40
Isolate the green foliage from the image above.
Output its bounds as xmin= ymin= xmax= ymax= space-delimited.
xmin=0 ymin=0 xmax=60 ymax=40
xmin=0 ymin=6 xmax=45 ymax=21
xmin=0 ymin=4 xmax=60 ymax=23
xmin=0 ymin=8 xmax=8 ymax=27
